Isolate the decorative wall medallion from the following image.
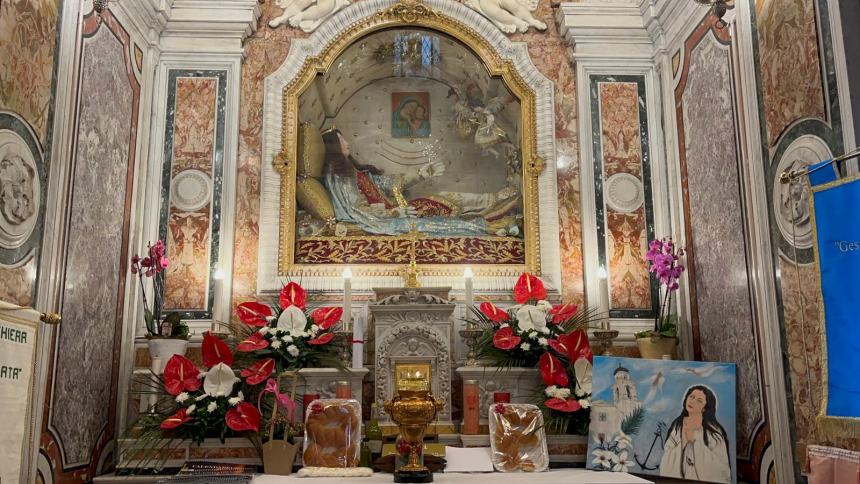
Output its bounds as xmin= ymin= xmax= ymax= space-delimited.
xmin=773 ymin=136 xmax=832 ymax=250
xmin=269 ymin=0 xmax=352 ymax=33
xmin=604 ymin=172 xmax=644 ymax=214
xmin=464 ymin=0 xmax=547 ymax=33
xmin=0 ymin=130 xmax=40 ymax=249
xmin=170 ymin=169 xmax=212 ymax=212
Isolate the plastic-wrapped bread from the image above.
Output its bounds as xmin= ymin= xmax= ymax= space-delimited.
xmin=303 ymin=399 xmax=362 ymax=468
xmin=488 ymin=403 xmax=549 ymax=472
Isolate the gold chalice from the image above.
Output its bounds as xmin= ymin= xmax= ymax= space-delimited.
xmin=384 ymin=389 xmax=443 ymax=483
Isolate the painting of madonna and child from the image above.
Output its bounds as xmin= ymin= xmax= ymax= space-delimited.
xmin=587 ymin=356 xmax=737 ymax=484
xmin=293 ymin=29 xmax=526 ymax=266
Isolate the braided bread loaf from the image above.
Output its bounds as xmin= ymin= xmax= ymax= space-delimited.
xmin=303 ymin=399 xmax=362 ymax=468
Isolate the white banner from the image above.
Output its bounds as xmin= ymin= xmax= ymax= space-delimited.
xmin=0 ymin=318 xmax=37 ymax=484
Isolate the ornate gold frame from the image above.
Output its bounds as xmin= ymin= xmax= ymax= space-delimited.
xmin=276 ymin=0 xmax=544 ymax=278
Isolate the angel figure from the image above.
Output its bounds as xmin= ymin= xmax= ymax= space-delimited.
xmin=465 ymin=0 xmax=547 ymax=34
xmin=269 ymin=0 xmax=351 ymax=33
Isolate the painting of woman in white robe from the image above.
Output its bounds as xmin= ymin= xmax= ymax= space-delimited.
xmin=660 ymin=385 xmax=731 ymax=483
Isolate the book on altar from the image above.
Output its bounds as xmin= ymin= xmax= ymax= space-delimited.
xmin=444 ymin=446 xmax=494 ymax=473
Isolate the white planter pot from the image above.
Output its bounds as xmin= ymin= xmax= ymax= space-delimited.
xmin=147 ymin=338 xmax=188 ymax=363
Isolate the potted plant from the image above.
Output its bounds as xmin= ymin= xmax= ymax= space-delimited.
xmin=131 ymin=240 xmax=190 ymax=360
xmin=635 ymin=238 xmax=685 ymax=359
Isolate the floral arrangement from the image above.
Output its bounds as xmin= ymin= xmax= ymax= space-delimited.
xmin=590 ymin=406 xmax=645 ymax=472
xmin=467 ymin=273 xmax=598 ymax=434
xmin=233 ymin=281 xmax=344 ymax=372
xmin=130 ymin=240 xmax=188 ymax=339
xmin=638 ymin=238 xmax=686 ymax=339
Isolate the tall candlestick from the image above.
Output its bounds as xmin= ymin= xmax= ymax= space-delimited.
xmin=343 ymin=268 xmax=361 ymax=369
xmin=597 ymin=265 xmax=610 ymax=330
xmin=463 ymin=267 xmax=474 ymax=309
xmin=212 ymin=267 xmax=225 ymax=333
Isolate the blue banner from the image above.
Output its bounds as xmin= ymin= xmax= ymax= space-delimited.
xmin=812 ymin=174 xmax=860 ymax=436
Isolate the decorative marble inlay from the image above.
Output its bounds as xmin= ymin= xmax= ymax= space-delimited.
xmin=0 ymin=0 xmax=60 ymax=142
xmin=757 ymin=0 xmax=826 ymax=146
xmin=0 ymin=130 xmax=40 ymax=249
xmin=0 ymin=250 xmax=35 ymax=306
xmin=51 ymin=23 xmax=135 ymax=467
xmin=162 ymin=74 xmax=224 ymax=314
xmin=594 ymin=79 xmax=653 ymax=313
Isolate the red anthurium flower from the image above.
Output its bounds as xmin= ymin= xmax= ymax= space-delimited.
xmin=236 ymin=302 xmax=273 ymax=327
xmin=549 ymin=303 xmax=577 ymax=324
xmin=160 ymin=408 xmax=192 ymax=430
xmin=479 ymin=302 xmax=509 ymax=323
xmin=565 ymin=329 xmax=591 ymax=362
xmin=492 ymin=326 xmax=522 ymax=351
xmin=545 ymin=397 xmax=582 ymax=413
xmin=225 ymin=402 xmax=261 ymax=432
xmin=162 ymin=355 xmax=201 ymax=396
xmin=311 ymin=307 xmax=343 ymax=330
xmin=202 ymin=331 xmax=234 ymax=368
xmin=539 ymin=352 xmax=569 ymax=387
xmin=279 ymin=282 xmax=307 ymax=310
xmin=513 ymin=273 xmax=547 ymax=304
xmin=308 ymin=332 xmax=335 ymax=345
xmin=547 ymin=338 xmax=569 ymax=357
xmin=237 ymin=333 xmax=269 ymax=352
xmin=240 ymin=358 xmax=275 ymax=385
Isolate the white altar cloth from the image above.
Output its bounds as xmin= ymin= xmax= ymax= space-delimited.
xmin=252 ymin=470 xmax=653 ymax=484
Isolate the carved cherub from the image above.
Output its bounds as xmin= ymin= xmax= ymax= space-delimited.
xmin=269 ymin=0 xmax=351 ymax=33
xmin=465 ymin=0 xmax=547 ymax=34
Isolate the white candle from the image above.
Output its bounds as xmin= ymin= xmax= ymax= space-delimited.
xmin=463 ymin=267 xmax=474 ymax=309
xmin=212 ymin=267 xmax=225 ymax=332
xmin=597 ymin=265 xmax=610 ymax=331
xmin=343 ymin=268 xmax=361 ymax=369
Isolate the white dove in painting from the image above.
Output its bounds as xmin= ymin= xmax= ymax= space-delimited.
xmin=644 ymin=370 xmax=665 ymax=402
xmin=269 ymin=0 xmax=351 ymax=33
xmin=464 ymin=0 xmax=547 ymax=34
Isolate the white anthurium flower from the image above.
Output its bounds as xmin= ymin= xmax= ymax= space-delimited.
xmin=278 ymin=305 xmax=308 ymax=334
xmin=203 ymin=362 xmax=239 ymax=397
xmin=613 ymin=451 xmax=634 ymax=472
xmin=574 ymin=358 xmax=593 ymax=395
xmin=516 ymin=305 xmax=547 ymax=332
xmin=536 ymin=300 xmax=553 ymax=313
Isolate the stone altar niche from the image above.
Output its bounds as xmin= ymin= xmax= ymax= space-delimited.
xmin=370 ymin=287 xmax=454 ymax=430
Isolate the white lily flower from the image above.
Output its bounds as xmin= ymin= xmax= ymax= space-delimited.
xmin=175 ymin=392 xmax=189 ymax=403
xmin=203 ymin=362 xmax=239 ymax=397
xmin=271 ymin=340 xmax=282 ymax=350
xmin=187 ymin=404 xmax=196 ymax=414
xmin=287 ymin=344 xmax=300 ymax=357
xmin=613 ymin=451 xmax=634 ymax=472
xmin=277 ymin=305 xmax=307 ymax=334
xmin=520 ymin=342 xmax=531 ymax=351
xmin=516 ymin=305 xmax=547 ymax=332
xmin=206 ymin=401 xmax=217 ymax=413
xmin=591 ymin=449 xmax=614 ymax=469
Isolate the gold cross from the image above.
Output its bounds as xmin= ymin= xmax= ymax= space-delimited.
xmin=401 ymin=223 xmax=422 ymax=288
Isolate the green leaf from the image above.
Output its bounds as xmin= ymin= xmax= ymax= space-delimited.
xmin=144 ymin=309 xmax=155 ymax=335
xmin=621 ymin=405 xmax=645 ymax=436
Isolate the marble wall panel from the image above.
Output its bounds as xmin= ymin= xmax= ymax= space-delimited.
xmin=678 ymin=30 xmax=763 ymax=462
xmin=231 ymin=0 xmax=584 ymax=308
xmin=163 ymin=77 xmax=218 ymax=311
xmin=48 ymin=17 xmax=137 ymax=468
xmin=0 ymin=252 xmax=35 ymax=306
xmin=0 ymin=0 xmax=59 ymax=142
xmin=594 ymin=80 xmax=653 ymax=313
xmin=757 ymin=0 xmax=826 ymax=147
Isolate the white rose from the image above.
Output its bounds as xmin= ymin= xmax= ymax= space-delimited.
xmin=207 ymin=401 xmax=217 ymax=413
xmin=277 ymin=305 xmax=308 ymax=334
xmin=175 ymin=392 xmax=189 ymax=403
xmin=520 ymin=342 xmax=531 ymax=351
xmin=287 ymin=344 xmax=300 ymax=357
xmin=536 ymin=300 xmax=553 ymax=313
xmin=579 ymin=398 xmax=591 ymax=409
xmin=271 ymin=340 xmax=282 ymax=349
xmin=187 ymin=404 xmax=196 ymax=414
xmin=203 ymin=363 xmax=239 ymax=397
xmin=538 ymin=337 xmax=548 ymax=346
xmin=516 ymin=305 xmax=547 ymax=333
